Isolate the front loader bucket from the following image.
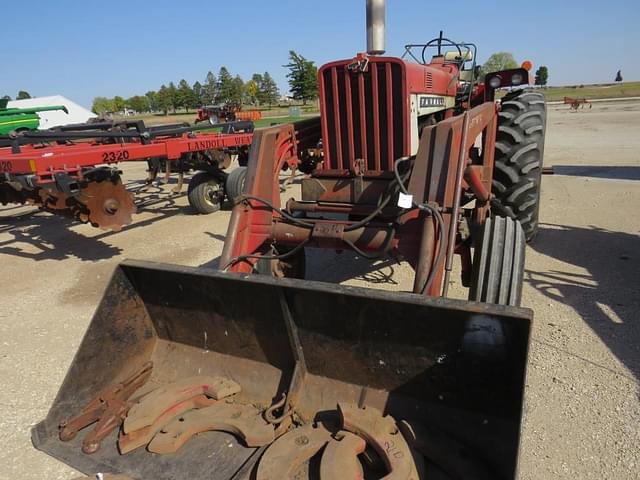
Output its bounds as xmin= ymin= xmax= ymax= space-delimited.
xmin=33 ymin=260 xmax=532 ymax=480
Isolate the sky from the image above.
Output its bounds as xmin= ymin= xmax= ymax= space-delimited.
xmin=1 ymin=0 xmax=639 ymax=109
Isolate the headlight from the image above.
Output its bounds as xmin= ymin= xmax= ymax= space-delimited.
xmin=511 ymin=73 xmax=524 ymax=85
xmin=488 ymin=76 xmax=502 ymax=89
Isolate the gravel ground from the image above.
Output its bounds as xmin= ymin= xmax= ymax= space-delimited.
xmin=0 ymin=100 xmax=638 ymax=479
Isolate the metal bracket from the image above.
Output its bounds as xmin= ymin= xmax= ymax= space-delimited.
xmin=347 ymin=53 xmax=369 ymax=73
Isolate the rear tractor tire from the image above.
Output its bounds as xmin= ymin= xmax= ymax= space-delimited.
xmin=187 ymin=172 xmax=224 ymax=214
xmin=492 ymin=89 xmax=546 ymax=241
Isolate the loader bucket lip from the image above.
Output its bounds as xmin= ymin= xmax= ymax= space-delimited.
xmin=33 ymin=259 xmax=532 ymax=480
xmin=122 ymin=258 xmax=534 ymax=317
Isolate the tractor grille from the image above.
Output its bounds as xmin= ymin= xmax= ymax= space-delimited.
xmin=425 ymin=71 xmax=433 ymax=90
xmin=320 ymin=61 xmax=406 ymax=172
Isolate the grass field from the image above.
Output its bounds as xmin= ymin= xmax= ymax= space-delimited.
xmin=127 ymin=110 xmax=318 ymax=127
xmin=119 ymin=81 xmax=640 ymax=127
xmin=540 ymin=81 xmax=640 ymax=102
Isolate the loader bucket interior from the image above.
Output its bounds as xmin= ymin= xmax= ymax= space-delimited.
xmin=33 ymin=260 xmax=532 ymax=479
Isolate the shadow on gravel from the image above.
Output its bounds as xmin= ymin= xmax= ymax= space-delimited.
xmin=0 ymin=186 xmax=187 ymax=261
xmin=0 ymin=215 xmax=123 ymax=261
xmin=305 ymin=249 xmax=400 ymax=286
xmin=551 ymin=165 xmax=640 ymax=181
xmin=527 ymin=224 xmax=640 ymax=379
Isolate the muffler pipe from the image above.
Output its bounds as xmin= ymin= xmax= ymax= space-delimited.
xmin=366 ymin=0 xmax=385 ymax=55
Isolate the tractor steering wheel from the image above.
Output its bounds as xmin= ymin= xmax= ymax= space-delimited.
xmin=421 ymin=37 xmax=462 ymax=64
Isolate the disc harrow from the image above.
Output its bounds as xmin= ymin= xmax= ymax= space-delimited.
xmin=0 ymin=120 xmax=254 ymax=231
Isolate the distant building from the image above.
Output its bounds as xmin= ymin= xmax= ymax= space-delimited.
xmin=7 ymin=95 xmax=96 ymax=129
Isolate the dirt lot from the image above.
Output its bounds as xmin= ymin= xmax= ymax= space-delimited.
xmin=0 ymin=100 xmax=638 ymax=479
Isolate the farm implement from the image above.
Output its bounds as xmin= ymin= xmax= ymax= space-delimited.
xmin=33 ymin=0 xmax=544 ymax=479
xmin=0 ymin=120 xmax=253 ymax=230
xmin=563 ymin=96 xmax=592 ymax=110
xmin=0 ymin=97 xmax=69 ymax=135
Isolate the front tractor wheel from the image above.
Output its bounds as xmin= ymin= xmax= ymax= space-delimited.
xmin=492 ymin=88 xmax=546 ymax=241
xmin=469 ymin=216 xmax=526 ymax=307
xmin=187 ymin=172 xmax=224 ymax=214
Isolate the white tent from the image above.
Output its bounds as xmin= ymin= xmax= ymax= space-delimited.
xmin=7 ymin=95 xmax=96 ymax=129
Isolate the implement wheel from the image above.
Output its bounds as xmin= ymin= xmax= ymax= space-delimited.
xmin=187 ymin=172 xmax=223 ymax=214
xmin=225 ymin=166 xmax=247 ymax=204
xmin=492 ymin=89 xmax=546 ymax=241
xmin=469 ymin=216 xmax=525 ymax=307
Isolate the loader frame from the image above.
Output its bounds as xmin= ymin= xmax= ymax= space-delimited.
xmin=220 ymin=101 xmax=497 ymax=297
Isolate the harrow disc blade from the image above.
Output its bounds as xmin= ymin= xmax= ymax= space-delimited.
xmin=79 ymin=180 xmax=136 ymax=231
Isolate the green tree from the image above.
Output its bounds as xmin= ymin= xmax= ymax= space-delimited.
xmin=91 ymin=96 xmax=114 ymax=114
xmin=1 ymin=95 xmax=11 ymax=100
xmin=534 ymin=66 xmax=549 ymax=86
xmin=157 ymin=85 xmax=172 ymax=115
xmin=16 ymin=90 xmax=31 ymax=100
xmin=284 ymin=51 xmax=318 ymax=104
xmin=167 ymin=82 xmax=179 ymax=112
xmin=177 ymin=79 xmax=197 ymax=112
xmin=229 ymin=75 xmax=244 ymax=105
xmin=113 ymin=96 xmax=126 ymax=113
xmin=201 ymin=71 xmax=217 ymax=105
xmin=192 ymin=81 xmax=203 ymax=106
xmin=216 ymin=67 xmax=233 ymax=104
xmin=127 ymin=95 xmax=149 ymax=113
xmin=261 ymin=71 xmax=280 ymax=107
xmin=244 ymin=80 xmax=258 ymax=105
xmin=145 ymin=91 xmax=159 ymax=112
xmin=479 ymin=52 xmax=518 ymax=79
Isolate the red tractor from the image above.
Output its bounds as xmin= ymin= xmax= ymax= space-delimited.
xmin=221 ymin=9 xmax=546 ymax=305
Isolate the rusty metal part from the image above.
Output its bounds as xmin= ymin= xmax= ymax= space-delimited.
xmin=118 ymin=394 xmax=217 ymax=454
xmin=58 ymin=361 xmax=153 ymax=454
xmin=320 ymin=431 xmax=366 ymax=480
xmin=147 ymin=402 xmax=274 ymax=453
xmin=300 ymin=176 xmax=392 ymax=204
xmin=286 ymin=198 xmax=398 ymax=217
xmin=256 ymin=423 xmax=333 ymax=480
xmin=273 ymin=289 xmax=308 ymax=435
xmin=124 ymin=376 xmax=241 ymax=434
xmin=38 ymin=189 xmax=68 ymax=210
xmin=398 ymin=420 xmax=492 ymax=480
xmin=173 ymin=171 xmax=184 ymax=193
xmin=338 ymin=403 xmax=418 ymax=480
xmin=79 ymin=180 xmax=136 ymax=231
xmin=272 ymin=221 xmax=392 ymax=251
xmin=263 ymin=392 xmax=293 ymax=425
xmin=442 ymin=110 xmax=470 ymax=297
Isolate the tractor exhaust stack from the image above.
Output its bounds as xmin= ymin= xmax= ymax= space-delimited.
xmin=366 ymin=0 xmax=385 ymax=55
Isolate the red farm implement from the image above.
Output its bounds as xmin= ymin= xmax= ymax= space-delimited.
xmin=0 ymin=120 xmax=254 ymax=230
xmin=563 ymin=96 xmax=592 ymax=110
xmin=195 ymin=103 xmax=262 ymax=125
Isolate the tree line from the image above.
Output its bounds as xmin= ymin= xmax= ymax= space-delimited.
xmin=91 ymin=67 xmax=280 ymax=115
xmin=91 ymin=50 xmax=320 ymax=115
xmin=1 ymin=91 xmax=33 ymax=101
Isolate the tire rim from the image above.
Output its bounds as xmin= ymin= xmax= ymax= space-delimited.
xmin=203 ymin=182 xmax=221 ymax=207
